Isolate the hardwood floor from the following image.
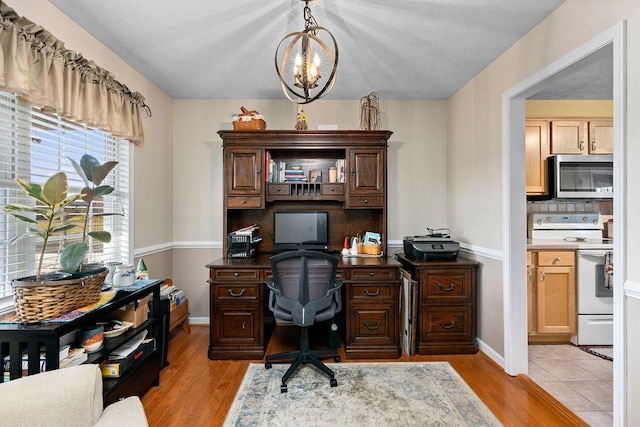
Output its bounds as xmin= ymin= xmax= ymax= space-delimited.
xmin=141 ymin=325 xmax=588 ymax=426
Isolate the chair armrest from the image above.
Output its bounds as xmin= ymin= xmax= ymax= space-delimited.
xmin=94 ymin=396 xmax=148 ymax=427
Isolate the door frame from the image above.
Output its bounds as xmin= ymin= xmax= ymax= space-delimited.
xmin=501 ymin=21 xmax=626 ymax=422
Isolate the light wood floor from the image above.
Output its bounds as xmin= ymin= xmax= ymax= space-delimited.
xmin=141 ymin=325 xmax=588 ymax=426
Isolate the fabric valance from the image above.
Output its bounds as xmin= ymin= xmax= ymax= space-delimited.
xmin=0 ymin=1 xmax=150 ymax=144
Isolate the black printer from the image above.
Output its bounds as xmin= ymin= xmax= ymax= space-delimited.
xmin=403 ymin=235 xmax=460 ymax=261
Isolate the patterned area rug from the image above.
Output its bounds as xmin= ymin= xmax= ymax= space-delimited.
xmin=224 ymin=362 xmax=502 ymax=426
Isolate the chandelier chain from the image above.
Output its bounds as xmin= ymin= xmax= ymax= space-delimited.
xmin=303 ymin=1 xmax=319 ymax=35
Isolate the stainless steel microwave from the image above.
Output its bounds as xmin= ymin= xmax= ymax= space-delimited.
xmin=549 ymin=154 xmax=613 ymax=198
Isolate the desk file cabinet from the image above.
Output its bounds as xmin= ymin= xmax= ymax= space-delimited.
xmin=397 ymin=255 xmax=479 ymax=354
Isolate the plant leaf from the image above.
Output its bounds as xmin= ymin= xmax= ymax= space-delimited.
xmin=68 ymin=157 xmax=91 ymax=188
xmin=50 ymin=223 xmax=77 ymax=233
xmin=60 ymin=242 xmax=88 ymax=273
xmin=6 ymin=213 xmax=37 ymax=224
xmin=42 ymin=172 xmax=68 ymax=206
xmin=92 ymin=161 xmax=118 ymax=186
xmin=80 ymin=186 xmax=94 ymax=204
xmin=93 ymin=185 xmax=114 ymax=198
xmin=88 ymin=230 xmax=112 ymax=243
xmin=79 ymin=154 xmax=100 ymax=182
xmin=15 ymin=179 xmax=48 ymax=205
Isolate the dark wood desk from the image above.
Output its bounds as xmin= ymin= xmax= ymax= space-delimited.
xmin=206 ymin=255 xmax=402 ymax=360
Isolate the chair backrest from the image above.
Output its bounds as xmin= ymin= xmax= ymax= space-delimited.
xmin=269 ymin=250 xmax=340 ymax=326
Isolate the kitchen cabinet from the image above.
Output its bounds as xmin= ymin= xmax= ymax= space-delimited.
xmin=525 ymin=120 xmax=550 ymax=195
xmin=550 ymin=119 xmax=613 ymax=154
xmin=528 ymin=250 xmax=576 ymax=343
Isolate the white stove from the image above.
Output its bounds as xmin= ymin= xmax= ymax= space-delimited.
xmin=528 ymin=213 xmax=613 ymax=346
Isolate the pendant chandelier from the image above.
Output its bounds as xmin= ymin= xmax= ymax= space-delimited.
xmin=275 ymin=0 xmax=338 ymax=104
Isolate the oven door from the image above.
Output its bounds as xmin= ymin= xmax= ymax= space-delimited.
xmin=576 ymin=249 xmax=613 ymax=314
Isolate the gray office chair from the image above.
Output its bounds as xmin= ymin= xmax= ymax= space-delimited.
xmin=265 ymin=250 xmax=343 ymax=393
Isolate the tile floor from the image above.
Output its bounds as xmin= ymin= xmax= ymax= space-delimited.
xmin=529 ymin=344 xmax=613 ymax=426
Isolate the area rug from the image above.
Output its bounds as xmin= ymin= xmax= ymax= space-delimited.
xmin=223 ymin=362 xmax=502 ymax=427
xmin=580 ymin=345 xmax=613 ymax=361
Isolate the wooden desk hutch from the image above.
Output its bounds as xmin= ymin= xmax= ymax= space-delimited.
xmin=206 ymin=130 xmax=478 ymax=360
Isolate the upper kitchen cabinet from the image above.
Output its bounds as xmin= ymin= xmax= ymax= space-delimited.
xmin=525 ymin=120 xmax=550 ymax=195
xmin=550 ymin=119 xmax=613 ymax=154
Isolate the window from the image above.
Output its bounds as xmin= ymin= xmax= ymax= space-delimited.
xmin=0 ymin=92 xmax=130 ymax=309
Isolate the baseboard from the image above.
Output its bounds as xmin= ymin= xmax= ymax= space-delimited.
xmin=477 ymin=337 xmax=505 ymax=369
xmin=189 ymin=316 xmax=210 ymax=325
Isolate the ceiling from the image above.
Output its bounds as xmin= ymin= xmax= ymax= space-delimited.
xmin=48 ymin=0 xmax=611 ymax=101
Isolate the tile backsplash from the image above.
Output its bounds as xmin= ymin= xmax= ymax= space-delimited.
xmin=527 ymin=199 xmax=613 ymax=215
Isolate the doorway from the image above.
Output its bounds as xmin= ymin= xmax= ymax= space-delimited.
xmin=502 ymin=22 xmax=626 ymax=422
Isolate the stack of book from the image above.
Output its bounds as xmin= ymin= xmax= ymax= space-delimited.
xmin=335 ymin=159 xmax=346 ymax=183
xmin=2 ymin=344 xmax=87 ymax=380
xmin=161 ymin=282 xmax=186 ymax=310
xmin=284 ymin=169 xmax=306 ymax=182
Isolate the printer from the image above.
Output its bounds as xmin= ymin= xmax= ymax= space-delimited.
xmin=403 ymin=235 xmax=460 ymax=261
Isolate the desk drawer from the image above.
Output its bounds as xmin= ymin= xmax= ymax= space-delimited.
xmin=214 ymin=284 xmax=260 ymax=301
xmin=421 ymin=268 xmax=472 ymax=303
xmin=212 ymin=269 xmax=260 ymax=282
xmin=350 ymin=283 xmax=394 ymax=300
xmin=347 ymin=196 xmax=384 ymax=208
xmin=420 ymin=305 xmax=474 ymax=342
xmin=267 ymin=184 xmax=290 ymax=196
xmin=350 ymin=268 xmax=396 ymax=282
xmin=226 ymin=196 xmax=262 ymax=209
xmin=321 ymin=184 xmax=344 ymax=195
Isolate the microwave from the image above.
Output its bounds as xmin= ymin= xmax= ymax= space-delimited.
xmin=548 ymin=154 xmax=613 ymax=199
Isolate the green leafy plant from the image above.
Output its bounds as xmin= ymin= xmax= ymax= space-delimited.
xmin=3 ymin=172 xmax=85 ymax=280
xmin=67 ymin=154 xmax=122 ymax=268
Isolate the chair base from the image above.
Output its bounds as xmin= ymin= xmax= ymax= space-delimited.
xmin=265 ymin=326 xmax=340 ymax=393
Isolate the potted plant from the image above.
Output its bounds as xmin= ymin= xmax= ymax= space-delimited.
xmin=2 ymin=154 xmax=121 ymax=322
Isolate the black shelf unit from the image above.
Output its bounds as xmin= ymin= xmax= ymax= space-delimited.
xmin=0 ymin=279 xmax=163 ymax=405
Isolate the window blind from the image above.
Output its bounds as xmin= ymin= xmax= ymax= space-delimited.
xmin=0 ymin=92 xmax=130 ymax=305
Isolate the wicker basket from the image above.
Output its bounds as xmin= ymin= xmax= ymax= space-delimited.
xmin=233 ymin=106 xmax=266 ymax=130
xmin=12 ymin=267 xmax=108 ymax=323
xmin=361 ymin=244 xmax=383 ymax=255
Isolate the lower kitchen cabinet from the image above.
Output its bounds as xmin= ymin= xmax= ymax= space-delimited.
xmin=528 ymin=250 xmax=576 ymax=343
xmin=396 ymin=255 xmax=478 ymax=355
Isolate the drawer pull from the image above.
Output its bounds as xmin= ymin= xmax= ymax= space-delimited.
xmin=364 ymin=287 xmax=380 ymax=296
xmin=438 ymin=321 xmax=456 ymax=329
xmin=234 ymin=272 xmax=239 ymax=277
xmin=228 ymin=288 xmax=246 ymax=297
xmin=364 ymin=321 xmax=380 ymax=330
xmin=241 ymin=322 xmax=246 ymax=330
xmin=207 ymin=279 xmax=213 ymax=284
xmin=437 ymin=283 xmax=456 ymax=292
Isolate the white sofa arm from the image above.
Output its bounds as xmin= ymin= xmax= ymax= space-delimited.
xmin=0 ymin=364 xmax=104 ymax=427
xmin=94 ymin=396 xmax=149 ymax=427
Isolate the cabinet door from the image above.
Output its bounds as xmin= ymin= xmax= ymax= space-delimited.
xmin=525 ymin=120 xmax=550 ymax=195
xmin=225 ymin=148 xmax=263 ymax=197
xmin=212 ymin=304 xmax=261 ymax=345
xmin=536 ymin=266 xmax=576 ymax=334
xmin=551 ymin=120 xmax=587 ymax=154
xmin=588 ymin=120 xmax=613 ymax=154
xmin=527 ymin=265 xmax=536 ymax=334
xmin=346 ymin=148 xmax=384 ymax=208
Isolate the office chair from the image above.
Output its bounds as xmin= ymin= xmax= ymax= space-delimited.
xmin=265 ymin=250 xmax=343 ymax=393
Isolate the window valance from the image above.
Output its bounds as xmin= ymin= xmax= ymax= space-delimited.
xmin=0 ymin=1 xmax=150 ymax=144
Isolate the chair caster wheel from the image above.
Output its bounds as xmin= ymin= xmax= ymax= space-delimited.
xmin=265 ymin=362 xmax=272 ymax=369
xmin=280 ymin=384 xmax=288 ymax=393
xmin=330 ymin=378 xmax=338 ymax=387
xmin=334 ymin=355 xmax=341 ymax=363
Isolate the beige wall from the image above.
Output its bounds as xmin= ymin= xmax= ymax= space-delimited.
xmin=526 ymin=100 xmax=613 ymax=117
xmin=448 ymin=0 xmax=640 ymax=423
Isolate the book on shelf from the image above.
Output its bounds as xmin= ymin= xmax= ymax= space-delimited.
xmin=335 ymin=159 xmax=345 ymax=183
xmin=3 ymin=345 xmax=84 ymax=372
xmin=229 ymin=224 xmax=259 ymax=236
xmin=59 ymin=347 xmax=88 ymax=369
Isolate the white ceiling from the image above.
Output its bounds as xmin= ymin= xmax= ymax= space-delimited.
xmin=47 ymin=0 xmax=611 ymax=101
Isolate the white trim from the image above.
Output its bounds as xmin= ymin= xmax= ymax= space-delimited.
xmin=477 ymin=338 xmax=504 ymax=368
xmin=133 ymin=242 xmax=174 ymax=258
xmin=172 ymin=241 xmax=223 ymax=249
xmin=188 ymin=316 xmax=209 ymax=325
xmin=128 ymin=144 xmax=135 ymax=265
xmin=624 ymin=280 xmax=640 ymax=300
xmin=502 ymin=21 xmax=627 ymax=422
xmin=459 ymin=244 xmax=503 ymax=261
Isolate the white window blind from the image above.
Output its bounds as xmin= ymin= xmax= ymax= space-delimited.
xmin=0 ymin=92 xmax=130 ymax=305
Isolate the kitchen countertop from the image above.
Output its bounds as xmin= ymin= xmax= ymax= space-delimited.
xmin=527 ymin=238 xmax=613 ymax=250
